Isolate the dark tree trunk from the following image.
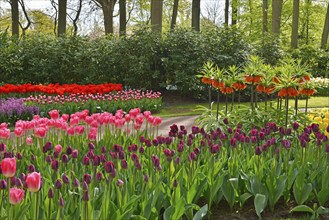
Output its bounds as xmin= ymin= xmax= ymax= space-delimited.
xmin=232 ymin=0 xmax=237 ymax=25
xmin=291 ymin=0 xmax=299 ymax=49
xmin=272 ymin=0 xmax=283 ymax=36
xmin=151 ymin=0 xmax=163 ymax=32
xmin=119 ymin=0 xmax=126 ymax=36
xmin=225 ymin=0 xmax=229 ymax=26
xmin=321 ymin=1 xmax=329 ymax=49
xmin=262 ymin=0 xmax=268 ymax=33
xmin=58 ymin=0 xmax=67 ymax=36
xmin=170 ymin=0 xmax=179 ymax=30
xmin=192 ymin=0 xmax=200 ymax=31
xmin=11 ymin=0 xmax=19 ymax=36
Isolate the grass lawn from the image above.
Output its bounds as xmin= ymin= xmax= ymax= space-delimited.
xmin=155 ymin=96 xmax=329 ymax=117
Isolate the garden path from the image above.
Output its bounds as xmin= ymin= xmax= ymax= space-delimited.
xmin=157 ymin=115 xmax=199 ymax=136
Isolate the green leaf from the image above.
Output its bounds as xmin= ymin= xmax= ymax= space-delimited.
xmin=290 ymin=205 xmax=314 ymax=214
xmin=193 ymin=204 xmax=208 ymax=220
xmin=163 ymin=206 xmax=174 ymax=220
xmin=254 ymin=194 xmax=267 ymax=219
xmin=222 ymin=177 xmax=235 ymax=208
xmin=172 ymin=198 xmax=186 ymax=220
xmin=239 ymin=193 xmax=253 ymax=205
xmin=317 ymin=188 xmax=329 ymax=206
xmin=316 ymin=206 xmax=329 ymax=215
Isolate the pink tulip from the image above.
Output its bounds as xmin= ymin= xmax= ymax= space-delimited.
xmin=49 ymin=110 xmax=59 ymax=120
xmin=1 ymin=158 xmax=16 ymax=178
xmin=88 ymin=129 xmax=97 ymax=141
xmin=153 ymin=117 xmax=162 ymax=127
xmin=75 ymin=126 xmax=85 ymax=135
xmin=9 ymin=188 xmax=25 ymax=205
xmin=26 ymin=137 xmax=33 ymax=145
xmin=0 ymin=128 xmax=10 ymax=139
xmin=67 ymin=127 xmax=75 ymax=136
xmin=143 ymin=111 xmax=152 ymax=119
xmin=34 ymin=127 xmax=47 ymax=138
xmin=54 ymin=145 xmax=63 ymax=154
xmin=14 ymin=127 xmax=23 ymax=137
xmin=26 ymin=172 xmax=41 ymax=192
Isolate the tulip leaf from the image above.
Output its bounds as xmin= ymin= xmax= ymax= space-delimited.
xmin=222 ymin=176 xmax=235 ymax=208
xmin=239 ymin=193 xmax=252 ymax=205
xmin=172 ymin=198 xmax=186 ymax=220
xmin=163 ymin=206 xmax=174 ymax=220
xmin=317 ymin=188 xmax=329 ymax=206
xmin=316 ymin=206 xmax=329 ymax=215
xmin=254 ymin=193 xmax=266 ymax=219
xmin=290 ymin=205 xmax=314 ymax=214
xmin=193 ymin=204 xmax=208 ymax=220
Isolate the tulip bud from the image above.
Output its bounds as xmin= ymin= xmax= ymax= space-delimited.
xmin=55 ymin=179 xmax=62 ymax=189
xmin=51 ymin=160 xmax=59 ymax=171
xmin=173 ymin=179 xmax=178 ymax=188
xmin=61 ymin=154 xmax=68 ymax=163
xmin=31 ymin=155 xmax=36 ymax=161
xmin=72 ymin=150 xmax=78 ymax=159
xmin=28 ymin=164 xmax=35 ymax=173
xmin=0 ymin=180 xmax=7 ymax=189
xmin=82 ymin=190 xmax=89 ymax=202
xmin=46 ymin=155 xmax=53 ymax=163
xmin=82 ymin=181 xmax=88 ymax=191
xmin=223 ymin=118 xmax=229 ymax=124
xmin=83 ymin=156 xmax=90 ymax=166
xmin=255 ymin=146 xmax=262 ymax=156
xmin=143 ymin=174 xmax=149 ymax=183
xmin=66 ymin=146 xmax=73 ymax=155
xmin=48 ymin=188 xmax=54 ymax=198
xmin=121 ymin=160 xmax=128 ymax=169
xmin=16 ymin=153 xmax=22 ymax=160
xmin=59 ymin=197 xmax=64 ymax=207
xmin=96 ymin=172 xmax=102 ymax=182
xmin=83 ymin=174 xmax=92 ymax=184
xmin=62 ymin=174 xmax=70 ymax=184
xmin=73 ymin=178 xmax=79 ymax=188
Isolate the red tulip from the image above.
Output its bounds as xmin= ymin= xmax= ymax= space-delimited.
xmin=9 ymin=187 xmax=25 ymax=205
xmin=1 ymin=158 xmax=16 ymax=178
xmin=26 ymin=172 xmax=41 ymax=192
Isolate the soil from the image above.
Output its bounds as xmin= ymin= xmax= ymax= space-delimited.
xmin=196 ymin=197 xmax=329 ymax=220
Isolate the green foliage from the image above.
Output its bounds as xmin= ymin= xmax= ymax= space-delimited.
xmin=0 ymin=27 xmax=251 ymax=98
xmin=290 ymin=45 xmax=329 ymax=78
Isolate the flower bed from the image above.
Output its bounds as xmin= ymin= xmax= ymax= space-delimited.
xmin=0 ymin=108 xmax=328 ymax=219
xmin=0 ymin=83 xmax=122 ymax=96
xmin=0 ymin=89 xmax=162 ymax=126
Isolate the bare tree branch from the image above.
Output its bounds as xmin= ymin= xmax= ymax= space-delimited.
xmin=18 ymin=0 xmax=32 ymax=35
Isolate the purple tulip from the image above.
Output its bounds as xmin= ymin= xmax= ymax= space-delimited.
xmin=83 ymin=174 xmax=92 ymax=184
xmin=48 ymin=188 xmax=54 ymax=198
xmin=255 ymin=146 xmax=262 ymax=155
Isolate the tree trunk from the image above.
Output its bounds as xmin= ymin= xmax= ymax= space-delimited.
xmin=272 ymin=0 xmax=283 ymax=36
xmin=321 ymin=1 xmax=329 ymax=49
xmin=305 ymin=0 xmax=311 ymax=44
xmin=192 ymin=0 xmax=200 ymax=31
xmin=11 ymin=0 xmax=19 ymax=36
xmin=262 ymin=0 xmax=268 ymax=33
xmin=58 ymin=0 xmax=67 ymax=36
xmin=225 ymin=0 xmax=229 ymax=26
xmin=102 ymin=3 xmax=115 ymax=34
xmin=170 ymin=0 xmax=179 ymax=30
xmin=291 ymin=0 xmax=299 ymax=49
xmin=119 ymin=0 xmax=126 ymax=36
xmin=232 ymin=0 xmax=237 ymax=25
xmin=151 ymin=0 xmax=163 ymax=32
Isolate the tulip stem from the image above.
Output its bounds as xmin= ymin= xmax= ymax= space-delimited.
xmin=48 ymin=198 xmax=52 ymax=220
xmin=305 ymin=96 xmax=309 ymax=114
xmin=285 ymin=96 xmax=289 ymax=128
xmin=7 ymin=178 xmax=10 ymax=219
xmin=208 ymin=85 xmax=211 ymax=109
xmin=216 ymin=92 xmax=220 ymax=121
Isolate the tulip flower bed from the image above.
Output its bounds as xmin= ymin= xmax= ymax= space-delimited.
xmin=0 ymin=89 xmax=162 ymax=126
xmin=0 ymin=108 xmax=328 ymax=219
xmin=0 ymin=83 xmax=122 ymax=96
